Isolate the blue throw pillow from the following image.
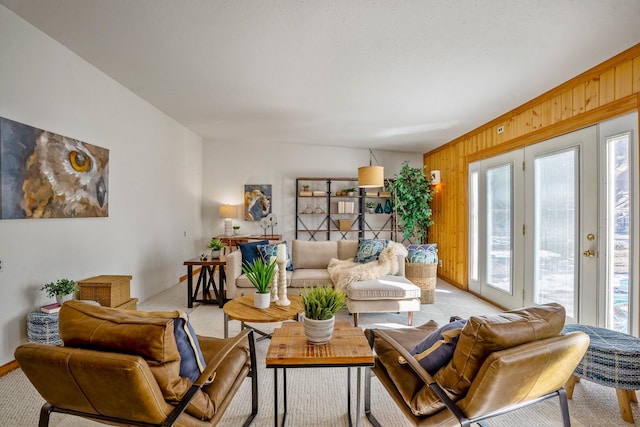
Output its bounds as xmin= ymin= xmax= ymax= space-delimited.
xmin=257 ymin=242 xmax=294 ymax=271
xmin=407 ymin=243 xmax=438 ymax=264
xmin=239 ymin=240 xmax=269 ymax=265
xmin=408 ymin=319 xmax=467 ymax=375
xmin=173 ymin=313 xmax=207 ymax=382
xmin=354 ymin=239 xmax=388 ymax=263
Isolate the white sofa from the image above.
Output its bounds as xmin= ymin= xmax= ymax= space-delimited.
xmin=225 ymin=239 xmax=421 ymax=326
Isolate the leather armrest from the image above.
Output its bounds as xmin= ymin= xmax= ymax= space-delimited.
xmin=193 ymin=328 xmax=254 ymax=387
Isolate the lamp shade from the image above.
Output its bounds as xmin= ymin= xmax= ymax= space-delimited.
xmin=219 ymin=204 xmax=236 ymax=218
xmin=358 ymin=166 xmax=384 ymax=188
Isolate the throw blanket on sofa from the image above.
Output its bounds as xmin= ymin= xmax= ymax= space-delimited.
xmin=327 ymin=241 xmax=408 ymax=292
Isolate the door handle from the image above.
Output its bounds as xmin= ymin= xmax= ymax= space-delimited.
xmin=583 ymin=249 xmax=595 ymax=258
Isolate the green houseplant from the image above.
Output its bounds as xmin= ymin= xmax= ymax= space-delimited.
xmin=206 ymin=238 xmax=225 ymax=258
xmin=301 ymin=285 xmax=347 ymax=344
xmin=41 ymin=278 xmax=77 ymax=304
xmin=391 ymin=161 xmax=434 ymax=242
xmin=241 ymin=257 xmax=277 ymax=308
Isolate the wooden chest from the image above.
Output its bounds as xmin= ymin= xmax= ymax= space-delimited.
xmin=77 ymin=275 xmax=132 ymax=307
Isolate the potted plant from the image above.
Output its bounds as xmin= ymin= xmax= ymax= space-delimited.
xmin=232 ymin=225 xmax=240 ymax=235
xmin=391 ymin=161 xmax=434 ymax=242
xmin=300 ymin=285 xmax=346 ymax=344
xmin=207 ymin=238 xmax=225 ymax=258
xmin=366 ymin=202 xmax=376 ymax=214
xmin=41 ymin=278 xmax=77 ymax=305
xmin=241 ymin=257 xmax=277 ymax=308
xmin=344 ymin=187 xmax=356 ymax=197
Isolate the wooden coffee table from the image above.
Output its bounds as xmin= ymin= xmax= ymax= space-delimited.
xmin=223 ymin=294 xmax=303 ymax=340
xmin=265 ymin=321 xmax=374 ymax=427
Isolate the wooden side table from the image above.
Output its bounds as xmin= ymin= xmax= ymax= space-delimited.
xmin=213 ymin=235 xmax=282 ymax=253
xmin=265 ymin=321 xmax=374 ymax=427
xmin=183 ymin=256 xmax=226 ymax=308
xmin=222 ymin=295 xmax=303 ymax=340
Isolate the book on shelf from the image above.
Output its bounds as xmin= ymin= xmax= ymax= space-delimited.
xmin=312 ymin=191 xmax=326 ymax=196
xmin=299 ymin=191 xmax=313 ymax=196
xmin=378 ymin=191 xmax=391 ymax=197
xmin=40 ymin=303 xmax=61 ymax=314
xmin=365 ymin=191 xmax=378 ymax=197
xmin=337 ymin=201 xmax=345 ymax=213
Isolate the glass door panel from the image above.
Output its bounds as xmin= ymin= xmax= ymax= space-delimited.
xmin=533 ymin=149 xmax=577 ymax=318
xmin=486 ymin=164 xmax=513 ymax=293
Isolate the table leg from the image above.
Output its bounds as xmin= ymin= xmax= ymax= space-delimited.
xmin=224 ymin=313 xmax=229 ymax=338
xmin=356 ymin=367 xmax=362 ymax=427
xmin=273 ymin=368 xmax=278 ymax=427
xmin=347 ymin=367 xmax=352 ymax=427
xmin=283 ymin=368 xmax=288 ymax=427
xmin=218 ymin=264 xmax=226 ymax=307
xmin=187 ymin=265 xmax=194 ymax=308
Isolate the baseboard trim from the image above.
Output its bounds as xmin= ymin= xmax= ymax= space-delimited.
xmin=179 ymin=267 xmax=201 ymax=283
xmin=0 ymin=360 xmax=18 ymax=377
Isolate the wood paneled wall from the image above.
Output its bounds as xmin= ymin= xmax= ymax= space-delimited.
xmin=424 ymin=43 xmax=640 ymax=289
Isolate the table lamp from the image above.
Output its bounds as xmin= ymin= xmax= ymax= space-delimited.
xmin=219 ymin=204 xmax=236 ymax=237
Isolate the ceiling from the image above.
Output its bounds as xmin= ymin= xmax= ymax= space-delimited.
xmin=2 ymin=1 xmax=640 ymax=154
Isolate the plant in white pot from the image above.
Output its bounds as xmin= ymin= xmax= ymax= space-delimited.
xmin=41 ymin=278 xmax=77 ymax=305
xmin=206 ymin=238 xmax=225 ymax=258
xmin=301 ymin=285 xmax=346 ymax=344
xmin=241 ymin=257 xmax=277 ymax=309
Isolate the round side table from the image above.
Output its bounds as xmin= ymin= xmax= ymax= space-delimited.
xmin=223 ymin=294 xmax=303 ymax=340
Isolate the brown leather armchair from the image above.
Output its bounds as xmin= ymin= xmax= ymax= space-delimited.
xmin=365 ymin=304 xmax=590 ymax=427
xmin=15 ymin=301 xmax=258 ymax=427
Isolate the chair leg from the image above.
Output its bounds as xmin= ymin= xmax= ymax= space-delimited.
xmin=364 ymin=367 xmax=382 ymax=427
xmin=558 ymin=388 xmax=571 ymax=427
xmin=39 ymin=403 xmax=53 ymax=427
xmin=353 ymin=313 xmax=359 ymax=327
xmin=243 ymin=330 xmax=258 ymax=427
xmin=616 ymin=388 xmax=635 ymax=423
xmin=564 ymin=375 xmax=580 ymax=399
xmin=407 ymin=311 xmax=413 ymax=326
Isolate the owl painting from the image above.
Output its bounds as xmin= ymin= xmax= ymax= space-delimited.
xmin=0 ymin=118 xmax=109 ymax=219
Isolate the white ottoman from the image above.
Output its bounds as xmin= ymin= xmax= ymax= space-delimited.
xmin=345 ymin=276 xmax=421 ymax=327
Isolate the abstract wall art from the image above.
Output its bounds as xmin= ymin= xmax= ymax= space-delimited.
xmin=244 ymin=184 xmax=271 ymax=221
xmin=0 ymin=117 xmax=109 ymax=219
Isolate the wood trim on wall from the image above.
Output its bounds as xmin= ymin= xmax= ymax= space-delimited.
xmin=424 ymin=43 xmax=640 ymax=290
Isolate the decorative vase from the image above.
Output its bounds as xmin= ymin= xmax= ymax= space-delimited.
xmin=384 ymin=199 xmax=392 ymax=213
xmin=254 ymin=292 xmax=271 ymax=309
xmin=55 ymin=293 xmax=73 ymax=305
xmin=211 ymin=249 xmax=221 ymax=258
xmin=303 ymin=316 xmax=335 ymax=344
xmin=375 ymin=203 xmax=383 ymax=213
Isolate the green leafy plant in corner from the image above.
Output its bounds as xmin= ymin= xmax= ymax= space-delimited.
xmin=206 ymin=238 xmax=225 ymax=250
xmin=301 ymin=285 xmax=347 ymax=320
xmin=241 ymin=258 xmax=277 ymax=294
xmin=41 ymin=278 xmax=77 ymax=298
xmin=391 ymin=160 xmax=434 ymax=242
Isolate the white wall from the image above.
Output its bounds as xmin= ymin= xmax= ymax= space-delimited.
xmin=0 ymin=7 xmax=203 ymax=365
xmin=202 ymin=141 xmax=423 ymax=241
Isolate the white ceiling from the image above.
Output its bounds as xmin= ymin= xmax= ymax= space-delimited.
xmin=2 ymin=1 xmax=640 ymax=154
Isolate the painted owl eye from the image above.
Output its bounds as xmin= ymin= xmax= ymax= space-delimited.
xmin=69 ymin=150 xmax=91 ymax=172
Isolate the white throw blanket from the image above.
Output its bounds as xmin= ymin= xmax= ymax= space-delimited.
xmin=327 ymin=241 xmax=408 ymax=292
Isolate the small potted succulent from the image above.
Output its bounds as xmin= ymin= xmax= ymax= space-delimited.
xmin=300 ymin=285 xmax=346 ymax=344
xmin=232 ymin=225 xmax=241 ymax=235
xmin=344 ymin=188 xmax=356 ymax=197
xmin=41 ymin=278 xmax=77 ymax=305
xmin=241 ymin=257 xmax=277 ymax=308
xmin=366 ymin=202 xmax=376 ymax=214
xmin=206 ymin=238 xmax=225 ymax=258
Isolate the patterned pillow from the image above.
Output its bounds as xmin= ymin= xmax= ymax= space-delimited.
xmin=354 ymin=239 xmax=388 ymax=263
xmin=407 ymin=319 xmax=467 ymax=375
xmin=407 ymin=243 xmax=438 ymax=264
xmin=257 ymin=242 xmax=294 ymax=271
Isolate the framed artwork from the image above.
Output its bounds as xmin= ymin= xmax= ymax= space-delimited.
xmin=244 ymin=184 xmax=271 ymax=221
xmin=0 ymin=117 xmax=109 ymax=219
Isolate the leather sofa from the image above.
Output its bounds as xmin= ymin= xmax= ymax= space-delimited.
xmin=226 ymin=239 xmax=421 ymax=326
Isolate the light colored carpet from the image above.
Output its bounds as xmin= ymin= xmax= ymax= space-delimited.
xmin=2 ymin=279 xmax=637 ymax=426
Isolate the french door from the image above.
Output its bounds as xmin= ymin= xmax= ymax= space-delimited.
xmin=469 ymin=112 xmax=638 ymax=333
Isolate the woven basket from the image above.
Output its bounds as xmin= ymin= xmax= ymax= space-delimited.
xmin=405 ymin=262 xmax=437 ymax=304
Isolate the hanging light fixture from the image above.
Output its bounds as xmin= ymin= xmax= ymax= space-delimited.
xmin=358 ymin=149 xmax=384 ymax=188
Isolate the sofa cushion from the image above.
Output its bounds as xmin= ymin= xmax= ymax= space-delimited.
xmin=407 ymin=243 xmax=438 ymax=264
xmin=354 ymin=239 xmax=388 ymax=263
xmin=289 ymin=269 xmax=331 ymax=288
xmin=59 ymin=301 xmax=215 ymax=420
xmin=408 ymin=319 xmax=467 ymax=375
xmin=434 ymin=303 xmax=566 ymax=398
xmin=337 ymin=239 xmax=359 ymax=260
xmin=239 ymin=240 xmax=269 ymax=265
xmin=346 ymin=276 xmax=420 ymax=300
xmin=291 ymin=240 xmax=338 ymax=269
xmin=257 ymin=242 xmax=294 ymax=271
